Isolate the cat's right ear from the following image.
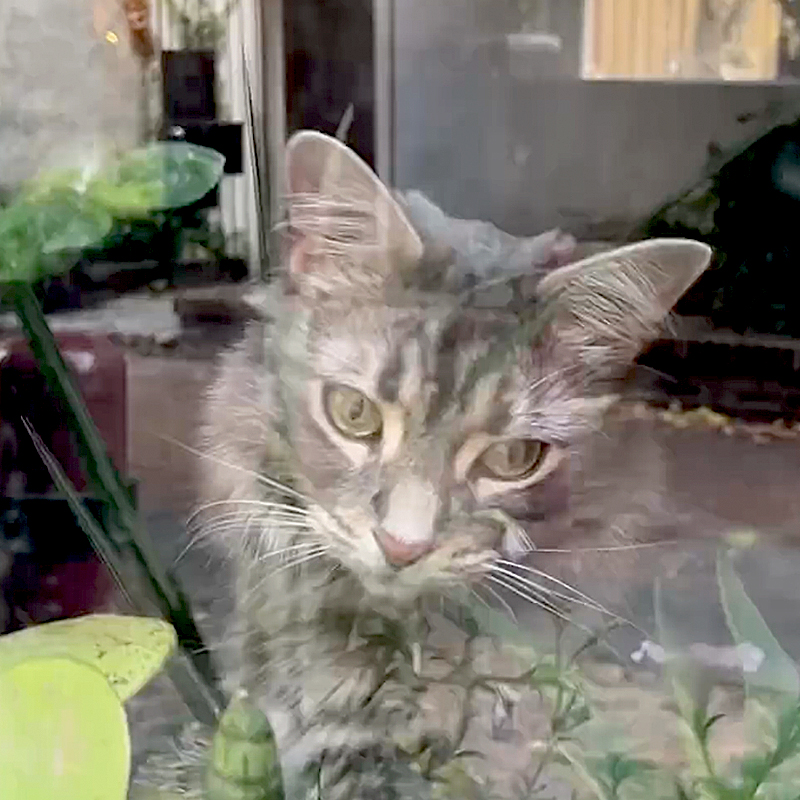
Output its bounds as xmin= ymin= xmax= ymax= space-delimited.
xmin=536 ymin=238 xmax=712 ymax=376
xmin=284 ymin=131 xmax=423 ymax=298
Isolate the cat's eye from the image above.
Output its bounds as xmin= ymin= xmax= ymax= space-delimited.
xmin=325 ymin=385 xmax=383 ymax=440
xmin=479 ymin=439 xmax=546 ymax=480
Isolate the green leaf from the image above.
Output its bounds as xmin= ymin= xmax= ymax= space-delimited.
xmin=0 ymin=614 xmax=176 ymax=701
xmin=717 ymin=551 xmax=799 ymax=698
xmin=106 ymin=143 xmax=226 ymax=210
xmin=557 ymin=745 xmax=615 ymax=800
xmin=0 ymin=194 xmax=111 ymax=280
xmin=0 ymin=657 xmax=130 ymax=800
xmin=0 ymin=143 xmax=224 ymax=283
xmin=655 ymin=579 xmax=718 ymax=781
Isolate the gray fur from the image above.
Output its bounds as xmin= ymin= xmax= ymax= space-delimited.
xmin=138 ymin=131 xmax=712 ymax=799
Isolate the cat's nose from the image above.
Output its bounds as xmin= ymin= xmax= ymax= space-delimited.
xmin=374 ymin=530 xmax=432 ymax=567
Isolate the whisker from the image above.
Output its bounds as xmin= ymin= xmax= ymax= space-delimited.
xmin=186 ymin=499 xmax=309 ymax=529
xmin=160 ymin=435 xmax=306 ymax=501
xmin=257 ymin=542 xmax=323 ymax=563
xmin=485 ymin=574 xmax=567 ymax=621
xmin=484 ymin=577 xmax=575 ymax=630
xmin=172 ymin=534 xmax=207 ymax=568
xmin=190 ymin=513 xmax=311 ymax=536
xmin=494 ymin=560 xmax=644 ymax=634
xmin=249 ymin=547 xmax=329 ymax=593
xmin=189 ymin=509 xmax=308 ymax=533
xmin=193 ymin=519 xmax=305 ymax=546
xmin=468 ymin=586 xmax=493 ymax=612
xmin=530 ymin=540 xmax=677 ymax=554
xmin=173 ymin=512 xmax=265 ymax=565
xmin=496 ymin=559 xmax=616 ymax=615
xmin=243 ymin=549 xmax=327 ymax=600
xmin=266 ymin=548 xmax=329 ymax=578
xmin=518 ymin=529 xmax=536 ymax=553
xmin=478 ymin=581 xmax=517 ymax=622
xmin=202 ymin=513 xmax=312 ymax=535
xmin=251 ymin=520 xmax=313 ymax=530
xmin=491 ymin=566 xmax=613 ymax=624
xmin=492 ymin=563 xmax=606 ymax=615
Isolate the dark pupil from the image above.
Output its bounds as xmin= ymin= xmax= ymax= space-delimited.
xmin=349 ymin=397 xmax=365 ymax=421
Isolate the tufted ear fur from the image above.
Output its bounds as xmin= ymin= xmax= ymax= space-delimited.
xmin=285 ymin=131 xmax=423 ymax=298
xmin=537 ymin=238 xmax=712 ymax=375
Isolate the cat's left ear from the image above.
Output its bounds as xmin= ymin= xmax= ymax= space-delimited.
xmin=537 ymin=238 xmax=712 ymax=373
xmin=285 ymin=131 xmax=423 ymax=297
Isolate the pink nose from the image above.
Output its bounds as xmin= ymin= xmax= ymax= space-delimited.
xmin=375 ymin=531 xmax=432 ymax=567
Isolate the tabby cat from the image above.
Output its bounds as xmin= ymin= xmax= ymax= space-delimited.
xmin=145 ymin=131 xmax=712 ymax=799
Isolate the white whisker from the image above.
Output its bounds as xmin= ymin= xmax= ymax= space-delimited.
xmin=172 ymin=539 xmax=199 ymax=568
xmin=478 ymin=581 xmax=517 ymax=622
xmin=531 ymin=541 xmax=677 ymax=554
xmin=518 ymin=529 xmax=535 ymax=553
xmin=492 ymin=564 xmax=605 ymax=615
xmin=469 ymin=586 xmax=494 ymax=612
xmin=485 ymin=574 xmax=567 ymax=621
xmin=161 ymin=435 xmax=306 ymax=501
xmin=173 ymin=513 xmax=262 ymax=565
xmin=186 ymin=499 xmax=309 ymax=529
xmin=495 ymin=559 xmax=616 ymax=617
xmin=491 ymin=565 xmax=618 ymax=628
xmin=191 ymin=513 xmax=310 ymax=535
xmin=205 ymin=515 xmax=312 ymax=537
xmin=266 ymin=547 xmax=329 ymax=578
xmin=486 ymin=575 xmax=576 ymax=630
xmin=257 ymin=542 xmax=323 ymax=563
xmin=244 ymin=548 xmax=328 ymax=600
xmin=494 ymin=561 xmax=643 ymax=634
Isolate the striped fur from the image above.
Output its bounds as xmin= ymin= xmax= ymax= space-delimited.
xmin=139 ymin=132 xmax=711 ymax=799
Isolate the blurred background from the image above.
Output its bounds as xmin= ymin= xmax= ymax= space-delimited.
xmin=4 ymin=2 xmax=800 ymax=795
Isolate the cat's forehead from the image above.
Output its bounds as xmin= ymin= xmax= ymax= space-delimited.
xmin=303 ymin=300 xmax=544 ymax=434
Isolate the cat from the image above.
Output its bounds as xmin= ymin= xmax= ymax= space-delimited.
xmin=138 ymin=130 xmax=712 ymax=799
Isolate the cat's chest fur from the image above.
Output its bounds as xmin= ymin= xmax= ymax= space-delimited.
xmin=228 ymin=537 xmax=541 ymax=798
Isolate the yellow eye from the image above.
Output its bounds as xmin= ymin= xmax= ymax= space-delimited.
xmin=325 ymin=385 xmax=383 ymax=440
xmin=480 ymin=439 xmax=545 ymax=480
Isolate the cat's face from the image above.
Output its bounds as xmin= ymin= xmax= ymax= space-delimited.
xmin=277 ymin=300 xmax=583 ymax=602
xmin=265 ymin=131 xmax=711 ymax=604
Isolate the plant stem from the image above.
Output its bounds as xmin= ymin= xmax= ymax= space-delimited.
xmin=5 ymin=280 xmax=224 ymax=723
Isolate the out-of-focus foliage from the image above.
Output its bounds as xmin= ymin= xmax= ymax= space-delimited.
xmin=0 ymin=142 xmax=226 ymax=723
xmin=0 ymin=143 xmax=224 ymax=282
xmin=644 ymin=119 xmax=800 ymax=337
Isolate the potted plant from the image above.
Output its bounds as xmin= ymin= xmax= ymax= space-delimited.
xmin=0 ymin=141 xmax=226 ymax=723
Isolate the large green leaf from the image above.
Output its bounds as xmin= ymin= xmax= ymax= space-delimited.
xmin=717 ymin=551 xmax=799 ymax=698
xmin=0 ymin=190 xmax=111 ymax=279
xmin=0 ymin=657 xmax=130 ymax=800
xmin=106 ymin=142 xmax=226 ymax=210
xmin=0 ymin=615 xmax=176 ymax=702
